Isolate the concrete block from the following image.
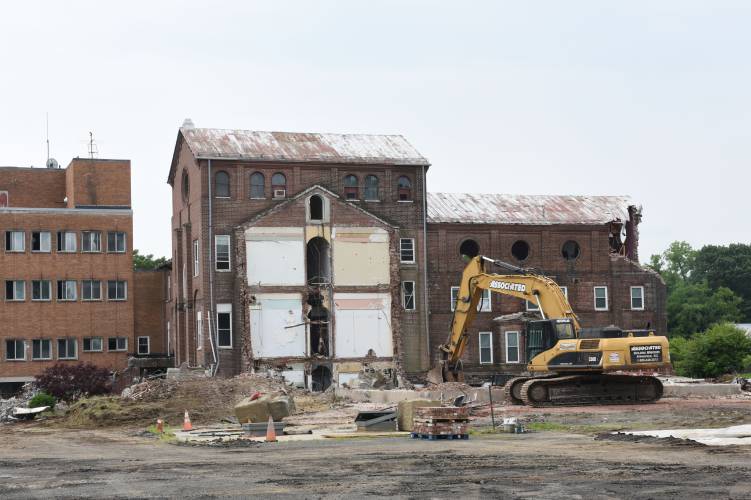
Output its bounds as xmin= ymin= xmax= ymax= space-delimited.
xmin=234 ymin=394 xmax=295 ymax=423
xmin=662 ymin=383 xmax=742 ymax=398
xmin=397 ymin=400 xmax=441 ymax=431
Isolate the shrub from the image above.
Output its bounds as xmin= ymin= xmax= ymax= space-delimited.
xmin=36 ymin=362 xmax=112 ymax=402
xmin=29 ymin=391 xmax=56 ymax=410
xmin=675 ymin=323 xmax=751 ymax=379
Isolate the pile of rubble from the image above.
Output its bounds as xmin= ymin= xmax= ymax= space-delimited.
xmin=0 ymin=383 xmax=37 ymax=422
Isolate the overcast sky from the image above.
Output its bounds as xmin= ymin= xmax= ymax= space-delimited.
xmin=1 ymin=1 xmax=748 ymax=261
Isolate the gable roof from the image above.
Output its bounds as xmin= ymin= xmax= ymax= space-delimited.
xmin=427 ymin=192 xmax=633 ymax=225
xmin=236 ymin=184 xmax=396 ymax=231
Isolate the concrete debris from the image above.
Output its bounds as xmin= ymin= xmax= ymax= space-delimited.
xmin=397 ymin=400 xmax=441 ymax=431
xmin=0 ymin=383 xmax=38 ymax=422
xmin=234 ymin=393 xmax=296 ymax=423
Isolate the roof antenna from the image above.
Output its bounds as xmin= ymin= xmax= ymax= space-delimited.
xmin=46 ymin=112 xmax=50 ymax=164
xmin=88 ymin=131 xmax=98 ymax=159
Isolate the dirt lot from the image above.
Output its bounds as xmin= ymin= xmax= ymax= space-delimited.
xmin=2 ymin=397 xmax=751 ymax=499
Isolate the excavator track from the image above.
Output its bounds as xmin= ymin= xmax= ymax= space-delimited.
xmin=503 ymin=375 xmax=557 ymax=405
xmin=519 ymin=374 xmax=663 ymax=407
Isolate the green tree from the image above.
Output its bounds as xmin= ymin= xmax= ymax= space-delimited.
xmin=691 ymin=244 xmax=751 ymax=321
xmin=675 ymin=323 xmax=751 ymax=378
xmin=133 ymin=249 xmax=169 ymax=271
xmin=647 ymin=241 xmax=696 ymax=288
xmin=667 ymin=281 xmax=742 ymax=337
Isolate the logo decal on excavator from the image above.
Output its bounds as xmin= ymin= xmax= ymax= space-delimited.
xmin=488 ymin=280 xmax=526 ymax=293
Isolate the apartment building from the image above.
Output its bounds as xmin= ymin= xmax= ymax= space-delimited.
xmin=0 ymin=158 xmax=166 ymax=394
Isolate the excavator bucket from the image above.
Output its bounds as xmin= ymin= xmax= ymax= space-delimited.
xmin=426 ymin=361 xmax=464 ymax=384
xmin=427 ymin=363 xmax=446 ymax=385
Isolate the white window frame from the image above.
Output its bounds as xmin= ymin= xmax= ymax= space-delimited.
xmin=83 ymin=337 xmax=103 ymax=352
xmin=57 ymin=280 xmax=77 ymax=301
xmin=505 ymin=331 xmax=520 ymax=364
xmin=451 ymin=286 xmax=491 ymax=312
xmin=217 ymin=304 xmax=233 ymax=349
xmin=81 ymin=280 xmax=102 ymax=301
xmin=108 ymin=337 xmax=128 ymax=352
xmin=32 ymin=339 xmax=52 ymax=360
xmin=479 ymin=331 xmax=493 ymax=364
xmin=560 ymin=286 xmax=568 ymax=300
xmin=526 ymin=298 xmax=540 ymax=311
xmin=31 ymin=231 xmax=51 ymax=253
xmin=57 ymin=338 xmax=78 ymax=360
xmin=107 ymin=280 xmax=127 ymax=301
xmin=399 ymin=238 xmax=415 ymax=264
xmin=6 ymin=280 xmax=26 ymax=301
xmin=193 ymin=239 xmax=200 ymax=277
xmin=5 ymin=230 xmax=25 ymax=252
xmin=630 ymin=286 xmax=645 ymax=311
xmin=6 ymin=339 xmax=26 ymax=361
xmin=594 ymin=286 xmax=609 ymax=311
xmin=402 ymin=281 xmax=416 ymax=311
xmin=57 ymin=231 xmax=77 ymax=252
xmin=196 ymin=310 xmax=203 ymax=350
xmin=137 ymin=336 xmax=150 ymax=355
xmin=107 ymin=231 xmax=127 ymax=253
xmin=215 ymin=235 xmax=231 ymax=271
xmin=32 ymin=280 xmax=51 ymax=301
xmin=81 ymin=231 xmax=101 ymax=253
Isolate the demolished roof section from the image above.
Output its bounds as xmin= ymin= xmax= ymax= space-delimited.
xmin=180 ymin=128 xmax=430 ymax=166
xmin=427 ymin=192 xmax=634 ymax=225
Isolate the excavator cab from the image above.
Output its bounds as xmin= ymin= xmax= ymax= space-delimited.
xmin=525 ymin=318 xmax=576 ymax=362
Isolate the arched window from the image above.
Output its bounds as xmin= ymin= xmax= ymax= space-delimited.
xmin=215 ymin=171 xmax=230 ymax=198
xmin=271 ymin=173 xmax=286 ymax=198
xmin=181 ymin=171 xmax=190 ymax=201
xmin=249 ymin=172 xmax=265 ymax=198
xmin=343 ymin=175 xmax=358 ymax=200
xmin=364 ymin=175 xmax=379 ymax=201
xmin=309 ymin=195 xmax=324 ymax=221
xmin=459 ymin=239 xmax=480 ymax=259
xmin=397 ymin=175 xmax=412 ymax=201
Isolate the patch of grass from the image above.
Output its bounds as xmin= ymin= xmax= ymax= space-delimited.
xmin=146 ymin=423 xmax=178 ymax=443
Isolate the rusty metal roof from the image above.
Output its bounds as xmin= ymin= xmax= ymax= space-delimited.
xmin=427 ymin=192 xmax=633 ymax=225
xmin=180 ymin=128 xmax=430 ymax=166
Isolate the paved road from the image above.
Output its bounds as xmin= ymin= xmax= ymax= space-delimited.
xmin=1 ymin=426 xmax=750 ymax=498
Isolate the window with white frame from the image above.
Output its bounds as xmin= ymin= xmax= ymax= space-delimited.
xmin=82 ymin=280 xmax=102 ymax=301
xmin=57 ymin=338 xmax=77 ymax=360
xmin=479 ymin=332 xmax=493 ymax=364
xmin=450 ymin=286 xmax=491 ymax=312
xmin=6 ymin=280 xmax=25 ymax=301
xmin=402 ymin=281 xmax=416 ymax=310
xmin=57 ymin=231 xmax=77 ymax=252
xmin=399 ymin=238 xmax=415 ymax=263
xmin=6 ymin=339 xmax=25 ymax=360
xmin=57 ymin=280 xmax=77 ymax=301
xmin=137 ymin=336 xmax=150 ymax=355
xmin=526 ymin=298 xmax=539 ymax=311
xmin=630 ymin=286 xmax=645 ymax=310
xmin=594 ymin=286 xmax=608 ymax=311
xmin=83 ymin=337 xmax=103 ymax=352
xmin=215 ymin=235 xmax=230 ymax=271
xmin=31 ymin=231 xmax=51 ymax=252
xmin=108 ymin=337 xmax=127 ymax=351
xmin=32 ymin=280 xmax=51 ymax=301
xmin=32 ymin=339 xmax=52 ymax=360
xmin=196 ymin=311 xmax=203 ymax=350
xmin=107 ymin=280 xmax=127 ymax=301
xmin=5 ymin=231 xmax=24 ymax=252
xmin=193 ymin=239 xmax=200 ymax=276
xmin=107 ymin=231 xmax=126 ymax=253
xmin=506 ymin=331 xmax=520 ymax=363
xmin=560 ymin=286 xmax=568 ymax=300
xmin=81 ymin=231 xmax=101 ymax=252
xmin=217 ymin=304 xmax=233 ymax=348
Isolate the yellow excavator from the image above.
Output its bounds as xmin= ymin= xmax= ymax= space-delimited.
xmin=428 ymin=255 xmax=671 ymax=406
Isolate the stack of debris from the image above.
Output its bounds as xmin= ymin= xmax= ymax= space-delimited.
xmin=411 ymin=406 xmax=470 ymax=440
xmin=0 ymin=383 xmax=37 ymax=422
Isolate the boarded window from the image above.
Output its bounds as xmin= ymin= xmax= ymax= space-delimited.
xmin=332 ymin=228 xmax=389 ymax=286
xmin=245 ymin=229 xmax=304 ymax=285
xmin=249 ymin=294 xmax=305 ymax=357
xmin=333 ymin=293 xmax=392 ymax=357
xmin=250 ymin=172 xmax=265 ymax=198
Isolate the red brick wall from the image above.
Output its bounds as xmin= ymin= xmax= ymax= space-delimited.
xmin=134 ymin=270 xmax=168 ymax=355
xmin=0 ymin=168 xmax=67 ymax=208
xmin=66 ymin=159 xmax=131 ymax=208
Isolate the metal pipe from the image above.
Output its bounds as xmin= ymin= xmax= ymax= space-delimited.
xmin=535 ymin=294 xmax=546 ymax=319
xmin=207 ymin=159 xmax=218 ymax=375
xmin=421 ymin=164 xmax=430 ymax=370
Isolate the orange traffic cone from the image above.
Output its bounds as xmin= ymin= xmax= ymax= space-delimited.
xmin=156 ymin=418 xmax=164 ymax=433
xmin=183 ymin=410 xmax=193 ymax=431
xmin=265 ymin=415 xmax=277 ymax=442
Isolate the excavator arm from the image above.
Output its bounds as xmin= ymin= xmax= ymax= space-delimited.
xmin=430 ymin=255 xmax=579 ymax=382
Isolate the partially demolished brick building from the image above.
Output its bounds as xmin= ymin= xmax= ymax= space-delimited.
xmin=167 ymin=126 xmax=665 ymax=388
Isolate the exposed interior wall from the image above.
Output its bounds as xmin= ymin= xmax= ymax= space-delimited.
xmin=249 ymin=293 xmax=305 ymax=357
xmin=333 ymin=292 xmax=392 ymax=358
xmin=332 ymin=227 xmax=390 ymax=286
xmin=245 ymin=227 xmax=305 ymax=286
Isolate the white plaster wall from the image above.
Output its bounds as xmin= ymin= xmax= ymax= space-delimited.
xmin=245 ymin=227 xmax=305 ymax=286
xmin=250 ymin=293 xmax=305 ymax=357
xmin=332 ymin=227 xmax=389 ymax=286
xmin=334 ymin=292 xmax=392 ymax=358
